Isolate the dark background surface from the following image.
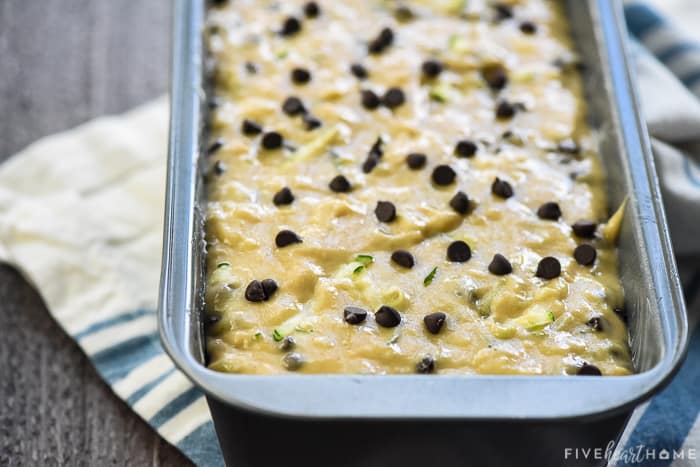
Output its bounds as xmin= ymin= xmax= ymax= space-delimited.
xmin=0 ymin=1 xmax=193 ymax=465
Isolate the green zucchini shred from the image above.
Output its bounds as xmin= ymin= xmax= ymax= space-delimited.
xmin=423 ymin=267 xmax=438 ymax=286
xmin=283 ymin=126 xmax=340 ymax=168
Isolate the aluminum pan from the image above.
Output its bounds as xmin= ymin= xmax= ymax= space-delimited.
xmin=159 ymin=0 xmax=688 ymax=421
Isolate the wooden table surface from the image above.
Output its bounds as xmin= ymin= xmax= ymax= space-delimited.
xmin=0 ymin=1 xmax=192 ymax=465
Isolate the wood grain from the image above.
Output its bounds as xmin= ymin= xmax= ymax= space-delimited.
xmin=0 ymin=1 xmax=192 ymax=465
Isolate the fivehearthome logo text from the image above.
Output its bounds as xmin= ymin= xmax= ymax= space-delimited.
xmin=564 ymin=441 xmax=697 ymax=463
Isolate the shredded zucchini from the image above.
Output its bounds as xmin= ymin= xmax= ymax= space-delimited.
xmin=515 ymin=305 xmax=555 ymax=331
xmin=448 ymin=35 xmax=470 ymax=53
xmin=282 ymin=126 xmax=340 ymax=168
xmin=601 ymin=197 xmax=628 ymax=244
xmin=429 ymin=84 xmax=457 ymax=103
xmin=208 ymin=263 xmax=238 ymax=287
xmin=423 ymin=267 xmax=438 ymax=286
xmin=382 ymin=286 xmax=410 ymax=310
xmin=512 ymin=69 xmax=536 ymax=83
xmin=416 ymin=0 xmax=467 ymax=14
xmin=335 ymin=254 xmax=375 ymax=278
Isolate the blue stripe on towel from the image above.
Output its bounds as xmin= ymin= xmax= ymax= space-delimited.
xmin=91 ymin=332 xmax=162 ymax=383
xmin=624 ymin=4 xmax=665 ymax=39
xmin=657 ymin=42 xmax=700 ymax=64
xmin=624 ymin=3 xmax=700 ymax=99
xmin=150 ymin=388 xmax=203 ymax=428
xmin=177 ymin=421 xmax=225 ymax=467
xmin=620 ymin=331 xmax=700 ymax=467
xmin=683 ymin=158 xmax=700 ymax=189
xmin=682 ymin=69 xmax=700 ymax=89
xmin=74 ymin=308 xmax=154 ymax=339
xmin=126 ymin=368 xmax=177 ymax=405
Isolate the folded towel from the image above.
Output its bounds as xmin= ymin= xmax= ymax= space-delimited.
xmin=0 ymin=3 xmax=698 ymax=466
xmin=0 ymin=99 xmax=222 ymax=467
xmin=610 ymin=5 xmax=700 ymax=466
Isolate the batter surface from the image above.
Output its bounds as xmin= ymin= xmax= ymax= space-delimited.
xmin=203 ymin=0 xmax=633 ymax=375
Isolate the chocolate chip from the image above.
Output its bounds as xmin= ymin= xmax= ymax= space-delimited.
xmin=488 ymin=254 xmax=512 ymax=275
xmin=207 ymin=139 xmax=224 ymax=155
xmin=406 ymin=152 xmax=427 ymax=170
xmin=279 ymin=336 xmax=296 ymax=351
xmin=614 ymin=306 xmax=628 ymax=323
xmin=303 ymin=114 xmax=322 ymax=130
xmin=454 ymin=140 xmax=477 ymax=158
xmin=350 ymin=63 xmax=368 ymax=79
xmin=536 ymin=257 xmax=561 ymax=279
xmin=424 ymin=312 xmax=446 ymax=334
xmin=368 ymin=27 xmax=394 ymax=54
xmin=375 ymin=305 xmax=401 ymax=328
xmin=416 ymin=355 xmax=435 ymax=374
xmin=382 ymin=87 xmax=405 ymax=109
xmin=261 ymin=131 xmax=283 ymax=149
xmin=432 ymin=165 xmax=456 ymax=186
xmin=394 ymin=6 xmax=415 ymax=22
xmin=501 ymin=130 xmax=521 ymax=145
xmin=362 ymin=155 xmax=380 ymax=173
xmin=577 ymin=363 xmax=602 ymax=376
xmin=303 ymin=1 xmax=320 ymax=18
xmin=273 ymin=187 xmax=295 ymax=206
xmin=587 ymin=317 xmax=604 ymax=331
xmin=261 ymin=278 xmax=278 ymax=298
xmin=375 ymin=201 xmax=396 ymax=223
xmin=572 ymin=220 xmax=597 ymax=238
xmin=491 ymin=177 xmax=514 ymax=198
xmin=344 ymin=306 xmax=368 ymax=325
xmin=449 ymin=191 xmax=470 ymax=215
xmin=212 ymin=160 xmax=226 ymax=176
xmin=203 ymin=314 xmax=221 ymax=329
xmin=481 ymin=64 xmax=508 ymax=90
xmin=537 ymin=202 xmax=562 ymax=220
xmin=280 ymin=16 xmax=302 ymax=36
xmin=558 ymin=139 xmax=580 ymax=155
xmin=283 ymin=352 xmax=304 ymax=371
xmin=245 ymin=280 xmax=267 ymax=302
xmin=391 ymin=250 xmax=415 ymax=269
xmin=361 ymin=89 xmax=381 ymax=110
xmin=245 ymin=61 xmax=258 ymax=74
xmin=291 ymin=67 xmax=311 ymax=84
xmin=574 ymin=244 xmax=597 ymax=265
xmin=282 ymin=96 xmax=306 ymax=116
xmin=495 ymin=100 xmax=516 ymax=119
xmin=520 ymin=21 xmax=537 ymax=34
xmin=275 ymin=230 xmax=302 ymax=248
xmin=422 ymin=59 xmax=444 ymax=78
xmin=447 ymin=241 xmax=471 ymax=263
xmin=362 ymin=137 xmax=384 ymax=173
xmin=242 ymin=119 xmax=263 ymax=135
xmin=493 ymin=3 xmax=513 ymax=21
xmin=329 ymin=175 xmax=352 ymax=193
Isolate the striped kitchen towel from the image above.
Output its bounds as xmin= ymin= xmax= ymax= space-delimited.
xmin=0 ymin=3 xmax=699 ymax=467
xmin=609 ymin=4 xmax=700 ymax=467
xmin=0 ymin=99 xmax=222 ymax=467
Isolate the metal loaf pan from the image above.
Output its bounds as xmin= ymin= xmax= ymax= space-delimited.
xmin=159 ymin=1 xmax=689 ymax=465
